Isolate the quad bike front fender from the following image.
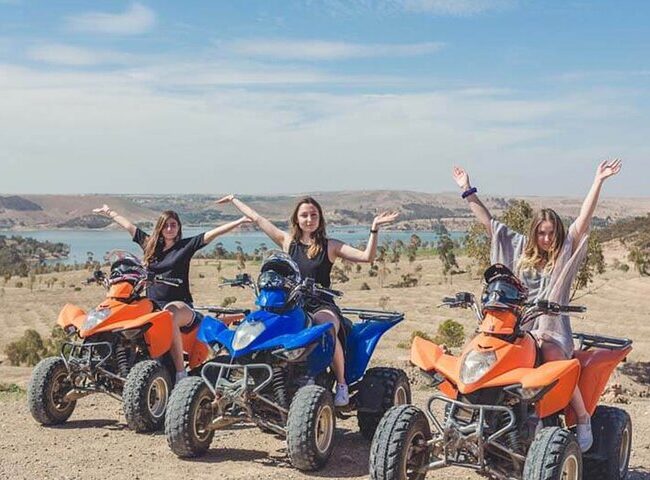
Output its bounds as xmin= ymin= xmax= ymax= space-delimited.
xmin=411 ymin=336 xmax=459 ymax=399
xmin=57 ymin=304 xmax=86 ymax=330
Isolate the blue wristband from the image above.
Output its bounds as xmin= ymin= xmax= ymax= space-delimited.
xmin=461 ymin=187 xmax=477 ymax=199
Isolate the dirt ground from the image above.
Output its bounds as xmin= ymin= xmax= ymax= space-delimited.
xmin=1 ymin=253 xmax=650 ymax=479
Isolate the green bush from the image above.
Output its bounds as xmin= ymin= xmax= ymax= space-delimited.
xmin=410 ymin=330 xmax=433 ymax=343
xmin=221 ymin=296 xmax=237 ymax=308
xmin=433 ymin=319 xmax=465 ymax=348
xmin=4 ymin=325 xmax=68 ymax=366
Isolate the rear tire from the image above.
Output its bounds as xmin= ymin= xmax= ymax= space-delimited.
xmin=369 ymin=404 xmax=431 ymax=480
xmin=286 ymin=385 xmax=336 ymax=471
xmin=523 ymin=426 xmax=582 ymax=480
xmin=583 ymin=406 xmax=632 ymax=480
xmin=123 ymin=360 xmax=171 ymax=432
xmin=165 ymin=376 xmax=215 ymax=458
xmin=358 ymin=367 xmax=411 ymax=441
xmin=28 ymin=357 xmax=76 ymax=425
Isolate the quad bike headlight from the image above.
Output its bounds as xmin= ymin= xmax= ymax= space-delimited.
xmin=82 ymin=307 xmax=111 ymax=331
xmin=460 ymin=350 xmax=497 ymax=384
xmin=232 ymin=321 xmax=266 ymax=351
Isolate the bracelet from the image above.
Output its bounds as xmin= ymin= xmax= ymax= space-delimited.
xmin=461 ymin=187 xmax=477 ymax=199
xmin=370 ymin=229 xmax=378 ymax=234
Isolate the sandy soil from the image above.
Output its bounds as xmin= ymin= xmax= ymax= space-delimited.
xmin=1 ymin=254 xmax=650 ymax=479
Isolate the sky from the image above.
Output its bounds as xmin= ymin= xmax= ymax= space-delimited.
xmin=1 ymin=0 xmax=649 ymax=196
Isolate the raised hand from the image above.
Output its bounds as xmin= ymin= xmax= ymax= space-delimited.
xmin=452 ymin=166 xmax=471 ymax=190
xmin=92 ymin=204 xmax=112 ymax=217
xmin=595 ymin=159 xmax=622 ymax=182
xmin=216 ymin=194 xmax=235 ymax=204
xmin=372 ymin=211 xmax=399 ymax=229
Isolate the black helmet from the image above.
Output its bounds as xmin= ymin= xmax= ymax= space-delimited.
xmin=481 ymin=264 xmax=528 ymax=310
xmin=108 ymin=252 xmax=146 ymax=285
xmin=259 ymin=251 xmax=301 ymax=287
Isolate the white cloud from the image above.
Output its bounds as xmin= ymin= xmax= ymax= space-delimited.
xmin=402 ymin=0 xmax=515 ymax=16
xmin=65 ymin=3 xmax=155 ymax=35
xmin=227 ymin=39 xmax=444 ymax=60
xmin=1 ymin=61 xmax=641 ymax=196
xmin=26 ymin=44 xmax=135 ymax=66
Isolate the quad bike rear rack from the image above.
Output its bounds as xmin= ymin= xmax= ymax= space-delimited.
xmin=572 ymin=332 xmax=632 ymax=351
xmin=424 ymin=393 xmax=525 ymax=479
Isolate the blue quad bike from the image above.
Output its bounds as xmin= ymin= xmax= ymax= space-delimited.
xmin=165 ymin=252 xmax=410 ymax=471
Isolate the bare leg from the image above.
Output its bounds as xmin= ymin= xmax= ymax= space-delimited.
xmin=164 ymin=302 xmax=194 ymax=373
xmin=540 ymin=341 xmax=589 ymax=421
xmin=313 ymin=310 xmax=345 ymax=384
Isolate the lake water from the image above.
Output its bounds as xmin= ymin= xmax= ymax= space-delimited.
xmin=1 ymin=227 xmax=465 ymax=265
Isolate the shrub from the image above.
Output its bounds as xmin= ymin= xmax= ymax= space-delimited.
xmin=433 ymin=319 xmax=465 ymax=348
xmin=221 ymin=296 xmax=237 ymax=307
xmin=360 ymin=282 xmax=371 ymax=291
xmin=410 ymin=330 xmax=433 ymax=343
xmin=15 ymin=281 xmax=23 ymax=288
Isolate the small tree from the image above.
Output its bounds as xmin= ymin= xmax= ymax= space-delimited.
xmin=571 ymin=236 xmax=606 ymax=299
xmin=437 ymin=234 xmax=459 ymax=282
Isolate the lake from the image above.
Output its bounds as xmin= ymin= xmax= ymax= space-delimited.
xmin=0 ymin=227 xmax=465 ymax=265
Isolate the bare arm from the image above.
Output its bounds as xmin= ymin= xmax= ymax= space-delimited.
xmin=452 ymin=166 xmax=493 ymax=237
xmin=217 ymin=195 xmax=289 ymax=249
xmin=92 ymin=204 xmax=137 ymax=238
xmin=573 ymin=159 xmax=622 ymax=245
xmin=203 ymin=216 xmax=252 ymax=245
xmin=330 ymin=211 xmax=399 ymax=263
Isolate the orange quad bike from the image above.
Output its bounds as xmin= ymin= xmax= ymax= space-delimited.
xmin=370 ymin=264 xmax=633 ymax=480
xmin=27 ymin=251 xmax=245 ymax=432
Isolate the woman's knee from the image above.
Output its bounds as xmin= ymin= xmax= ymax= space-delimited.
xmin=164 ymin=302 xmax=194 ymax=328
xmin=540 ymin=341 xmax=568 ymax=362
xmin=313 ymin=310 xmax=340 ymax=332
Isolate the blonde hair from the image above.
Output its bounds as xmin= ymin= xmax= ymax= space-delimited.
xmin=290 ymin=197 xmax=327 ymax=259
xmin=517 ymin=208 xmax=566 ymax=274
xmin=143 ymin=210 xmax=182 ymax=266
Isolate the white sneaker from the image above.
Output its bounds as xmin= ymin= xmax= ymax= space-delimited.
xmin=334 ymin=383 xmax=349 ymax=407
xmin=175 ymin=371 xmax=188 ymax=383
xmin=577 ymin=421 xmax=593 ymax=452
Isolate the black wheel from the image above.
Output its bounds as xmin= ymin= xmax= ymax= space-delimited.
xmin=358 ymin=367 xmax=411 ymax=440
xmin=523 ymin=427 xmax=582 ymax=480
xmin=28 ymin=357 xmax=76 ymax=425
xmin=286 ymin=385 xmax=336 ymax=471
xmin=123 ymin=360 xmax=171 ymax=432
xmin=584 ymin=406 xmax=632 ymax=480
xmin=165 ymin=376 xmax=215 ymax=458
xmin=369 ymin=404 xmax=431 ymax=480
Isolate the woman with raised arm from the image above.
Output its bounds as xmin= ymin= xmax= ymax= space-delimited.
xmin=92 ymin=205 xmax=250 ymax=383
xmin=452 ymin=159 xmax=622 ymax=452
xmin=217 ymin=195 xmax=398 ymax=407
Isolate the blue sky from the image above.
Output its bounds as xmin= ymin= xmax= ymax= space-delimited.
xmin=1 ymin=1 xmax=648 ymax=196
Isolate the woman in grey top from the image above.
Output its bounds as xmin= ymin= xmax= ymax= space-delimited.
xmin=452 ymin=159 xmax=622 ymax=452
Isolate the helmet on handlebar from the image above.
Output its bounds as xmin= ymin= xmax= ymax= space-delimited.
xmin=259 ymin=251 xmax=301 ymax=286
xmin=481 ymin=264 xmax=528 ymax=311
xmin=109 ymin=256 xmax=146 ymax=285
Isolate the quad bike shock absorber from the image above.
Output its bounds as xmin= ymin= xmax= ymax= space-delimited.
xmin=271 ymin=367 xmax=289 ymax=409
xmin=115 ymin=344 xmax=130 ymax=379
xmin=499 ymin=410 xmax=522 ymax=453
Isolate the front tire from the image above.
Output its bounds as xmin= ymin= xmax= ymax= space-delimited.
xmin=369 ymin=405 xmax=431 ymax=480
xmin=523 ymin=427 xmax=582 ymax=480
xmin=28 ymin=357 xmax=76 ymax=425
xmin=286 ymin=385 xmax=336 ymax=471
xmin=123 ymin=360 xmax=171 ymax=432
xmin=358 ymin=367 xmax=411 ymax=441
xmin=165 ymin=376 xmax=215 ymax=458
xmin=584 ymin=406 xmax=632 ymax=480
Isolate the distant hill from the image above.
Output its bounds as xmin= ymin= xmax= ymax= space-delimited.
xmin=0 ymin=191 xmax=648 ymax=230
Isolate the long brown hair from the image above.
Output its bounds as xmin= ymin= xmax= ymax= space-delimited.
xmin=290 ymin=197 xmax=327 ymax=259
xmin=143 ymin=210 xmax=183 ymax=266
xmin=517 ymin=208 xmax=566 ymax=274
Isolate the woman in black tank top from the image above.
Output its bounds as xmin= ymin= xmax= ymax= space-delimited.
xmin=218 ymin=195 xmax=398 ymax=407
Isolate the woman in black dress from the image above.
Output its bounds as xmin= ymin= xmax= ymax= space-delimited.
xmin=217 ymin=195 xmax=397 ymax=406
